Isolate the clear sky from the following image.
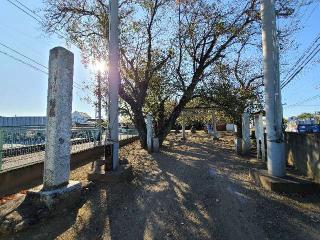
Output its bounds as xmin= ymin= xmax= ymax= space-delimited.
xmin=281 ymin=3 xmax=320 ymax=118
xmin=0 ymin=0 xmax=95 ymax=118
xmin=0 ymin=1 xmax=319 ymax=119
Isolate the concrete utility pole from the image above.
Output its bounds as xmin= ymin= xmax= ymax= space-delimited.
xmin=261 ymin=0 xmax=285 ymax=177
xmin=108 ymin=0 xmax=120 ymax=170
xmin=97 ymin=73 xmax=102 ymax=146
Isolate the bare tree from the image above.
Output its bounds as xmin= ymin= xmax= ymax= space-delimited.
xmin=42 ymin=0 xmax=311 ymax=148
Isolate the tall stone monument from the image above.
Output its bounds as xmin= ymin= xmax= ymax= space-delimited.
xmin=27 ymin=47 xmax=81 ymax=209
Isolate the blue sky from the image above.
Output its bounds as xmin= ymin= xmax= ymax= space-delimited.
xmin=0 ymin=1 xmax=319 ymax=119
xmin=281 ymin=2 xmax=320 ymax=118
xmin=0 ymin=0 xmax=94 ymax=118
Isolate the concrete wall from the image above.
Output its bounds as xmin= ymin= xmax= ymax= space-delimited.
xmin=285 ymin=132 xmax=320 ymax=183
xmin=0 ymin=137 xmax=138 ymax=197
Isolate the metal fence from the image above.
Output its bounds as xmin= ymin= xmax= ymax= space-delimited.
xmin=119 ymin=128 xmax=139 ymax=140
xmin=0 ymin=126 xmax=138 ymax=172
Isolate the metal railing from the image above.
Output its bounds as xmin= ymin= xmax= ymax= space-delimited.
xmin=1 ymin=127 xmax=46 ymax=157
xmin=71 ymin=127 xmax=101 ymax=153
xmin=119 ymin=128 xmax=139 ymax=140
xmin=0 ymin=126 xmax=138 ymax=172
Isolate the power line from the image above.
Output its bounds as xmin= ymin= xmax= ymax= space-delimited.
xmin=282 ymin=33 xmax=320 ymax=81
xmin=0 ymin=49 xmax=48 ymax=75
xmin=281 ymin=2 xmax=320 ymax=90
xmin=11 ymin=0 xmax=43 ymax=19
xmin=302 ymin=1 xmax=319 ymax=25
xmin=0 ymin=42 xmax=47 ymax=69
xmin=5 ymin=0 xmax=43 ymax=25
xmin=5 ymin=0 xmax=73 ymax=43
xmin=3 ymin=0 xmax=85 ymax=92
xmin=284 ymin=94 xmax=320 ymax=108
xmin=0 ymin=49 xmax=84 ymax=91
xmin=281 ymin=44 xmax=320 ymax=89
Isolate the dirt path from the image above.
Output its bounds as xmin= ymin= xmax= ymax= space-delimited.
xmin=6 ymin=132 xmax=320 ymax=240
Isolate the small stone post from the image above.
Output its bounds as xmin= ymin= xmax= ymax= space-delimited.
xmin=43 ymin=47 xmax=74 ymax=190
xmin=255 ymin=113 xmax=266 ymax=161
xmin=153 ymin=137 xmax=160 ymax=153
xmin=255 ymin=114 xmax=262 ymax=160
xmin=212 ymin=111 xmax=219 ymax=139
xmin=242 ymin=112 xmax=251 ymax=155
xmin=182 ymin=117 xmax=186 ymax=140
xmin=146 ymin=113 xmax=153 ymax=153
xmin=259 ymin=114 xmax=266 ymax=161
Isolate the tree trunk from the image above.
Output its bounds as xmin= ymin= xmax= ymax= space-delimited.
xmin=156 ymin=95 xmax=192 ymax=145
xmin=131 ymin=106 xmax=148 ymax=149
xmin=235 ymin=119 xmax=243 ymax=139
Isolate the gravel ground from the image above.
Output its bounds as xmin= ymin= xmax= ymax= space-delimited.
xmin=5 ymin=132 xmax=320 ymax=240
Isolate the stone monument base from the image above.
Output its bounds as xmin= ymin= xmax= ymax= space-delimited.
xmin=250 ymin=169 xmax=320 ymax=194
xmin=211 ymin=132 xmax=220 ymax=140
xmin=88 ymin=165 xmax=133 ymax=183
xmin=26 ymin=180 xmax=82 ymax=211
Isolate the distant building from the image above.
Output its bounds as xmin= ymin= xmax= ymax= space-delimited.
xmin=0 ymin=111 xmax=92 ymax=127
xmin=0 ymin=116 xmax=46 ymax=127
xmin=72 ymin=111 xmax=91 ymax=124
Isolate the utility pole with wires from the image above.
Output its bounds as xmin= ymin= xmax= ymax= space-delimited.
xmin=260 ymin=0 xmax=285 ymax=177
xmin=108 ymin=0 xmax=120 ymax=171
xmin=96 ymin=72 xmax=102 ymax=146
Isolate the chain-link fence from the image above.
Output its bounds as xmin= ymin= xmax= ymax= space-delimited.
xmin=0 ymin=126 xmax=138 ymax=172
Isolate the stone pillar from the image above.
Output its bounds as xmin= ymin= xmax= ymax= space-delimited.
xmin=182 ymin=119 xmax=186 ymax=140
xmin=26 ymin=47 xmax=81 ymax=211
xmin=255 ymin=113 xmax=266 ymax=161
xmin=255 ymin=114 xmax=262 ymax=160
xmin=235 ymin=137 xmax=242 ymax=155
xmin=146 ymin=113 xmax=153 ymax=153
xmin=259 ymin=114 xmax=266 ymax=161
xmin=212 ymin=111 xmax=219 ymax=139
xmin=43 ymin=47 xmax=74 ymax=190
xmin=242 ymin=112 xmax=251 ymax=155
xmin=153 ymin=137 xmax=160 ymax=153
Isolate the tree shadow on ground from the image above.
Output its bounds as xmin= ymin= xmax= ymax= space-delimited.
xmin=6 ymin=133 xmax=320 ymax=240
xmin=159 ymin=134 xmax=320 ymax=240
xmin=70 ymin=184 xmax=108 ymax=239
xmin=6 ymin=187 xmax=91 ymax=240
xmin=99 ymin=134 xmax=320 ymax=240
